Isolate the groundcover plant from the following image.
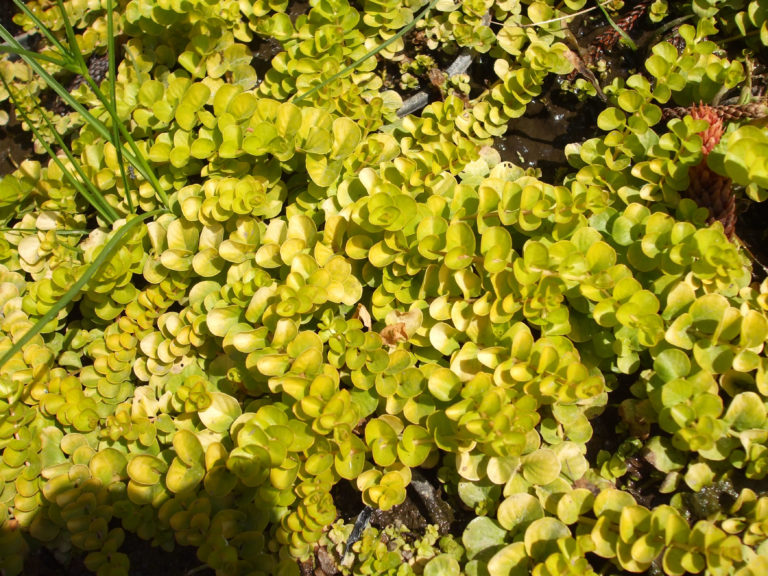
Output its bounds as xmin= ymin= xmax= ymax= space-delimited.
xmin=2 ymin=0 xmax=768 ymax=574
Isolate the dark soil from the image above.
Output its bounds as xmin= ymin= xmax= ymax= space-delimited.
xmin=736 ymin=196 xmax=768 ymax=282
xmin=23 ymin=532 xmax=215 ymax=576
xmin=369 ymin=496 xmax=428 ymax=534
xmin=0 ymin=0 xmax=35 ymax=173
xmin=251 ymin=36 xmax=284 ymax=81
xmin=0 ymin=0 xmax=21 ymax=36
xmin=0 ymin=113 xmax=38 ymax=175
xmin=330 ymin=480 xmax=365 ymax=523
xmin=495 ymin=80 xmax=603 ymax=183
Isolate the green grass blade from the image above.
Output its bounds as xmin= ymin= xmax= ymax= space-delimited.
xmin=81 ymin=73 xmax=171 ymax=210
xmin=3 ymin=76 xmax=119 ymax=223
xmin=0 ymin=25 xmax=111 ymax=140
xmin=115 ymin=123 xmax=169 ymax=207
xmin=0 ymin=23 xmax=169 ymax=210
xmin=11 ymin=0 xmax=77 ymax=67
xmin=293 ymin=0 xmax=440 ymax=103
xmin=100 ymin=95 xmax=170 ymax=208
xmin=4 ymin=0 xmax=172 ymax=213
xmin=54 ymin=0 xmax=88 ymax=73
xmin=0 ymin=45 xmax=66 ymax=66
xmin=21 ymin=115 xmax=118 ymax=223
xmin=34 ymin=108 xmax=120 ymax=222
xmin=106 ymin=0 xmax=134 ymax=213
xmin=55 ymin=0 xmax=168 ymax=210
xmin=83 ymin=69 xmax=171 ymax=209
xmin=596 ymin=1 xmax=637 ymax=51
xmin=0 ymin=209 xmax=165 ymax=372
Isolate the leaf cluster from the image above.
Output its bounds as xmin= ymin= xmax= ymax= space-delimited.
xmin=2 ymin=1 xmax=768 ymax=576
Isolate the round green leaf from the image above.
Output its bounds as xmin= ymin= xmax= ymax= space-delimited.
xmin=462 ymin=516 xmax=508 ymax=560
xmin=198 ymin=392 xmax=242 ymax=433
xmin=334 ymin=436 xmax=366 ymax=480
xmin=331 ymin=117 xmax=362 ymax=159
xmin=173 ymin=429 xmax=204 ymax=467
xmin=497 ymin=493 xmax=544 ymax=533
xmin=430 ymin=323 xmax=461 ymax=355
xmin=227 ymin=445 xmax=270 ymax=487
xmin=207 ymin=306 xmax=242 ymax=338
xmin=487 ymin=542 xmax=528 ymax=576
xmin=424 ymin=554 xmax=460 ymax=576
xmin=521 ymin=449 xmax=561 ymax=485
xmin=204 ymin=466 xmax=238 ymax=498
xmin=654 ymin=348 xmax=691 ymax=381
xmin=593 ymin=488 xmax=636 ymax=523
xmin=556 ymin=488 xmax=594 ymax=525
xmin=428 ymin=367 xmax=462 ymax=402
xmin=523 ymin=517 xmax=570 ymax=560
xmin=166 ymin=458 xmax=204 ymax=494
xmin=724 ymin=392 xmax=767 ymax=431
xmin=397 ymin=425 xmax=433 ymax=468
xmin=89 ymin=448 xmax=127 ymax=485
xmin=365 ymin=418 xmax=399 ymax=467
xmin=127 ymin=455 xmax=167 ymax=486
xmin=597 ymin=107 xmax=626 ymax=131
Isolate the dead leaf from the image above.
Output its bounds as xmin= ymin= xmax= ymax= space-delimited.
xmin=380 ymin=323 xmax=408 ymax=348
xmin=384 ymin=308 xmax=423 ymax=338
xmin=353 ymin=303 xmax=372 ymax=331
xmin=315 ymin=546 xmax=340 ymax=575
xmin=564 ymin=48 xmax=606 ymax=101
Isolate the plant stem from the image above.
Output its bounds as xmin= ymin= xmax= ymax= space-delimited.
xmin=0 ymin=45 xmax=66 ymax=66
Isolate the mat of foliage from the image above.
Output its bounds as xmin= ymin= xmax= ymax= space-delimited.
xmin=2 ymin=0 xmax=768 ymax=575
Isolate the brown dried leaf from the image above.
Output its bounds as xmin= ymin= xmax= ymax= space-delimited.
xmin=380 ymin=323 xmax=408 ymax=348
xmin=315 ymin=546 xmax=340 ymax=575
xmin=384 ymin=308 xmax=422 ymax=338
xmin=564 ymin=49 xmax=605 ymax=101
xmin=353 ymin=303 xmax=372 ymax=331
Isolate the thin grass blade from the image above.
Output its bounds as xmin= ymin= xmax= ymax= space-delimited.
xmin=34 ymin=105 xmax=120 ymax=222
xmin=0 ymin=28 xmax=112 ymax=140
xmin=0 ymin=209 xmax=165 ymax=371
xmin=54 ymin=0 xmax=88 ymax=73
xmin=293 ymin=0 xmax=440 ymax=103
xmin=0 ymin=27 xmax=169 ymax=209
xmin=11 ymin=0 xmax=77 ymax=67
xmin=2 ymin=2 xmax=173 ymax=213
xmin=83 ymin=71 xmax=170 ymax=209
xmin=596 ymin=1 xmax=638 ymax=51
xmin=4 ymin=77 xmax=119 ymax=223
xmin=0 ymin=45 xmax=66 ymax=66
xmin=55 ymin=0 xmax=167 ymax=209
xmin=105 ymin=0 xmax=133 ymax=213
xmin=90 ymin=83 xmax=170 ymax=208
